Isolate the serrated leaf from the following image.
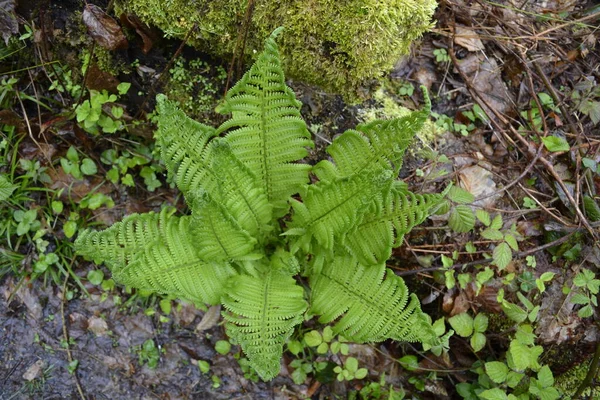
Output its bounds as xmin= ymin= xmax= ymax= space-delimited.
xmin=493 ymin=242 xmax=512 ymax=270
xmin=571 ymin=292 xmax=590 ymax=305
xmin=504 ymin=234 xmax=518 ymax=251
xmin=0 ymin=175 xmax=17 ymax=201
xmin=490 ymin=214 xmax=503 ymax=230
xmin=449 ymin=205 xmax=475 ymax=233
xmin=542 ymin=136 xmax=570 ymax=152
xmin=502 ymin=301 xmax=528 ymax=323
xmin=481 ymin=228 xmax=504 ymax=241
xmin=476 ymin=209 xmax=491 ymax=226
xmin=540 ymin=272 xmax=555 ymax=282
xmin=479 ymin=388 xmax=509 ymax=400
xmin=470 ymin=332 xmax=486 ymax=352
xmin=537 ymin=365 xmax=554 ymax=388
xmin=578 ymin=304 xmax=594 ymax=318
xmin=447 ymin=313 xmax=474 ymax=338
xmin=448 ymin=186 xmax=475 ymax=204
xmin=506 ymin=371 xmax=524 ymax=388
xmin=509 ymin=340 xmax=531 ymax=371
xmin=485 ymin=361 xmax=509 ymax=383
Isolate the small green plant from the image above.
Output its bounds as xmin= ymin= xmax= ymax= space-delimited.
xmin=75 ymin=30 xmax=447 ymax=381
xmin=567 ymin=268 xmax=600 ymax=318
xmin=570 ymin=76 xmax=600 ymax=125
xmin=75 ymin=83 xmax=130 ymax=135
xmin=447 ymin=312 xmax=488 ymax=352
xmin=60 ymin=146 xmax=97 ymax=180
xmin=137 ymin=339 xmax=160 ymax=369
xmin=433 ymin=48 xmax=450 ymax=63
xmin=334 ymin=357 xmax=368 ymax=381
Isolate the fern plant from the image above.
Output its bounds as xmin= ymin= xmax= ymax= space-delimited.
xmin=75 ymin=28 xmax=447 ymax=381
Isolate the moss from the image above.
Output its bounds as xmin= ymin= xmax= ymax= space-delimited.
xmin=114 ymin=0 xmax=436 ymax=101
xmin=163 ymin=57 xmax=227 ymax=120
xmin=554 ymin=359 xmax=599 ymax=399
xmin=359 ymin=87 xmax=440 ymax=145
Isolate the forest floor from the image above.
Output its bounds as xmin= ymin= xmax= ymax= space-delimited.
xmin=1 ymin=0 xmax=600 ymax=399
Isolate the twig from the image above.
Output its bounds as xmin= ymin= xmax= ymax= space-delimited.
xmin=447 ymin=22 xmax=599 ymax=242
xmin=60 ymin=266 xmax=86 ymax=400
xmin=397 ymin=230 xmax=577 ymax=277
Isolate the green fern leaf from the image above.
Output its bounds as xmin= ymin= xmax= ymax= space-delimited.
xmin=75 ymin=209 xmax=234 ymax=305
xmin=210 ymin=140 xmax=273 ymax=237
xmin=154 ymin=95 xmax=219 ymax=198
xmin=313 ymin=91 xmax=431 ymax=181
xmin=189 ymin=190 xmax=260 ymax=262
xmin=344 ymin=186 xmax=446 ymax=265
xmin=216 ymin=29 xmax=313 ymax=213
xmin=222 ymin=269 xmax=307 ymax=380
xmin=288 ymin=171 xmax=392 ymax=251
xmin=310 ymin=255 xmax=435 ymax=343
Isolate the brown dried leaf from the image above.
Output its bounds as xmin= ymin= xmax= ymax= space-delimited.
xmin=120 ymin=14 xmax=156 ymax=54
xmin=82 ymin=4 xmax=128 ymax=51
xmin=22 ymin=360 xmax=45 ymax=382
xmin=195 ymin=305 xmax=221 ymax=332
xmin=454 ymin=26 xmax=484 ymax=52
xmin=87 ymin=316 xmax=109 ymax=336
xmin=456 ymin=53 xmax=513 ymax=120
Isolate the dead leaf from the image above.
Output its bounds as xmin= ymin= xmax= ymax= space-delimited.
xmin=195 ymin=305 xmax=221 ymax=332
xmin=85 ymin=64 xmax=121 ymax=93
xmin=16 ymin=284 xmax=43 ymax=320
xmin=82 ymin=4 xmax=128 ymax=51
xmin=22 ymin=360 xmax=45 ymax=381
xmin=120 ymin=14 xmax=156 ymax=54
xmin=454 ymin=26 xmax=484 ymax=52
xmin=88 ymin=315 xmax=109 ymax=336
xmin=458 ymin=162 xmax=498 ymax=208
xmin=456 ymin=53 xmax=513 ymax=121
xmin=0 ymin=0 xmax=18 ymax=44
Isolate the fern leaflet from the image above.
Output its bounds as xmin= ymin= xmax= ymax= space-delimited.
xmin=216 ymin=28 xmax=313 ymax=213
xmin=288 ymin=171 xmax=392 ymax=250
xmin=343 ymin=185 xmax=446 ymax=265
xmin=313 ymin=93 xmax=430 ymax=181
xmin=222 ymin=268 xmax=307 ymax=380
xmin=310 ymin=255 xmax=436 ymax=343
xmin=154 ymin=95 xmax=219 ymax=198
xmin=189 ymin=190 xmax=260 ymax=262
xmin=75 ymin=209 xmax=235 ymax=305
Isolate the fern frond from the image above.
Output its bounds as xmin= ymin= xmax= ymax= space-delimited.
xmin=313 ymin=91 xmax=430 ymax=181
xmin=310 ymin=255 xmax=435 ymax=343
xmin=288 ymin=171 xmax=392 ymax=250
xmin=222 ymin=269 xmax=307 ymax=380
xmin=154 ymin=94 xmax=219 ymax=198
xmin=189 ymin=190 xmax=260 ymax=262
xmin=75 ymin=209 xmax=234 ymax=305
xmin=343 ymin=186 xmax=446 ymax=265
xmin=216 ymin=29 xmax=313 ymax=213
xmin=210 ymin=140 xmax=273 ymax=237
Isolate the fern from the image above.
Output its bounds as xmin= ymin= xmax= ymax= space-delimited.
xmin=310 ymin=255 xmax=436 ymax=343
xmin=75 ymin=29 xmax=446 ymax=381
xmin=222 ymin=268 xmax=307 ymax=379
xmin=216 ymin=27 xmax=313 ymax=214
xmin=76 ymin=208 xmax=234 ymax=305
